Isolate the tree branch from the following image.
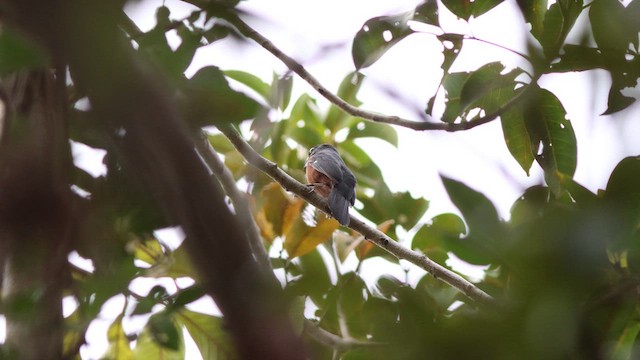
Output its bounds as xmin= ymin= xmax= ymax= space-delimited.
xmin=195 ymin=131 xmax=272 ymax=272
xmin=303 ymin=319 xmax=384 ymax=352
xmin=219 ymin=125 xmax=497 ymax=307
xmin=222 ymin=10 xmax=531 ymax=132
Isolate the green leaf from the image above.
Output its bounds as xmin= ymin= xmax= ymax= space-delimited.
xmin=182 ymin=66 xmax=261 ymax=126
xmin=539 ymin=0 xmax=583 ymax=59
xmin=589 ymin=0 xmax=634 ymax=52
xmin=516 ymin=0 xmax=547 ymax=40
xmin=413 ymin=0 xmax=441 ymax=26
xmin=441 ymin=0 xmax=505 ymax=20
xmin=170 ymin=285 xmax=206 ymax=310
xmin=603 ymin=157 xmax=640 ymax=244
xmin=175 ymin=310 xmax=236 ymax=359
xmin=103 ymin=316 xmax=133 ymax=360
xmin=346 ymin=121 xmax=399 ymax=147
xmin=147 ymin=312 xmax=181 ymax=351
xmin=272 ymin=73 xmax=293 ymax=110
xmin=509 ymin=185 xmax=550 ymax=227
xmin=550 ymin=45 xmax=605 ymax=73
xmin=325 ymin=72 xmax=364 ymax=132
xmin=132 ymin=285 xmax=168 ymax=315
xmin=224 ymin=70 xmax=271 ymax=101
xmin=358 ymin=182 xmax=429 ymax=232
xmin=459 ymin=62 xmax=523 ymax=114
xmin=133 ymin=323 xmax=183 ymax=360
xmin=441 ymin=71 xmax=472 ymax=122
xmin=501 ymin=99 xmax=534 ymax=174
xmin=441 ymin=176 xmax=504 ymax=264
xmin=0 ymin=29 xmax=49 ymax=75
xmin=288 ymin=249 xmax=331 ymax=306
xmin=438 ymin=34 xmax=464 ymax=74
xmin=524 ymin=87 xmax=577 ymax=195
xmin=352 ymin=12 xmax=414 ymax=69
xmin=412 ymin=213 xmax=466 ymax=251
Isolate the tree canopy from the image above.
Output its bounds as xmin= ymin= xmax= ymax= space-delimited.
xmin=0 ymin=0 xmax=639 ymax=359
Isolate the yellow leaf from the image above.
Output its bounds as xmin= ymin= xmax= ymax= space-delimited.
xmin=259 ymin=183 xmax=296 ymax=236
xmin=285 ymin=216 xmax=339 ymax=258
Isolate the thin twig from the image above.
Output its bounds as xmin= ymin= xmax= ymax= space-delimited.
xmin=303 ymin=319 xmax=384 ymax=352
xmin=196 ymin=131 xmax=272 ymax=272
xmin=219 ymin=125 xmax=497 ymax=307
xmin=222 ymin=10 xmax=532 ymax=132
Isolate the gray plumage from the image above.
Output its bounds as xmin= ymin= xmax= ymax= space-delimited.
xmin=306 ymin=144 xmax=356 ymax=225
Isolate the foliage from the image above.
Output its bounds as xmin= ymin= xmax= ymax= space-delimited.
xmin=1 ymin=0 xmax=640 ymax=359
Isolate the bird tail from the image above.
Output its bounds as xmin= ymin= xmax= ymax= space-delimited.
xmin=328 ymin=187 xmax=350 ymax=226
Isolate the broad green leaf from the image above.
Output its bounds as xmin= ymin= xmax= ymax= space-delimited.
xmin=175 ymin=310 xmax=236 ymax=360
xmin=550 ymin=45 xmax=605 ymax=73
xmin=441 ymin=71 xmax=472 ymax=122
xmin=459 ymin=62 xmax=522 ymax=114
xmin=524 ymin=87 xmax=577 ymax=195
xmin=288 ymin=249 xmax=331 ymax=306
xmin=132 ymin=238 xmax=164 ymax=266
xmin=132 ymin=285 xmax=168 ymax=315
xmin=170 ymin=285 xmax=206 ymax=310
xmin=182 ymin=66 xmax=261 ymax=126
xmin=427 ymin=34 xmax=464 ymax=114
xmin=413 ymin=0 xmax=440 ymax=26
xmin=441 ymin=176 xmax=503 ymax=264
xmin=147 ymin=312 xmax=181 ymax=351
xmin=272 ymin=73 xmax=293 ymax=110
xmin=287 ymin=125 xmax=324 ymax=149
xmin=346 ymin=121 xmax=399 ymax=147
xmin=0 ymin=29 xmax=49 ymax=75
xmin=412 ymin=213 xmax=466 ymax=252
xmin=539 ymin=0 xmax=582 ymax=59
xmin=133 ymin=324 xmax=183 ymax=360
xmin=284 ymin=213 xmax=340 ymax=258
xmin=603 ymin=157 xmax=640 ymax=246
xmin=340 ymin=140 xmax=383 ymax=189
xmin=438 ymin=34 xmax=464 ymax=74
xmin=358 ymin=182 xmax=429 ymax=232
xmin=501 ymin=100 xmax=534 ymax=174
xmin=590 ymin=0 xmax=633 ymax=52
xmin=103 ymin=316 xmax=133 ymax=360
xmin=509 ymin=185 xmax=550 ymax=227
xmin=146 ymin=244 xmax=199 ymax=280
xmin=326 ymin=72 xmax=364 ymax=132
xmin=516 ymin=0 xmax=547 ymax=40
xmin=441 ymin=0 xmax=505 ymax=20
xmin=224 ymin=70 xmax=271 ymax=101
xmin=352 ymin=12 xmax=414 ymax=69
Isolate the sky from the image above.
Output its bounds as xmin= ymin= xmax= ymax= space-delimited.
xmin=65 ymin=0 xmax=640 ymax=358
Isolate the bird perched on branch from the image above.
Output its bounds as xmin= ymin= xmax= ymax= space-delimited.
xmin=304 ymin=144 xmax=356 ymax=226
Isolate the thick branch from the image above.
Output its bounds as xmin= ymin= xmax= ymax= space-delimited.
xmin=1 ymin=1 xmax=306 ymax=359
xmin=196 ymin=131 xmax=271 ymax=272
xmin=222 ymin=11 xmax=530 ymax=132
xmin=220 ymin=125 xmax=497 ymax=307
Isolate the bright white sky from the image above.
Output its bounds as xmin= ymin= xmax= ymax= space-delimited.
xmin=64 ymin=0 xmax=640 ymax=358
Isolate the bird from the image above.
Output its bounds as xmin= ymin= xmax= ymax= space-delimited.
xmin=304 ymin=144 xmax=356 ymax=226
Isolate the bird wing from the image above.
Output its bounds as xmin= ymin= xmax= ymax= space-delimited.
xmin=308 ymin=151 xmax=344 ymax=183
